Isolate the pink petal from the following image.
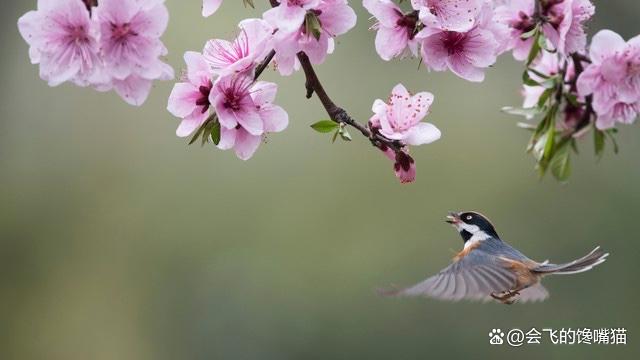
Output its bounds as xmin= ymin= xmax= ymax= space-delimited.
xmin=217 ymin=126 xmax=237 ymax=150
xmin=184 ymin=51 xmax=212 ymax=86
xmin=236 ymin=107 xmax=264 ymax=136
xmin=404 ymin=123 xmax=441 ymax=146
xmin=363 ymin=0 xmax=402 ymax=28
xmin=410 ymin=91 xmax=434 ymax=121
xmin=300 ymin=33 xmax=330 ymax=65
xmin=263 ymin=5 xmax=306 ymax=34
xmin=589 ymin=30 xmax=626 ymax=64
xmin=418 ymin=0 xmax=483 ymax=32
xmin=420 ymin=33 xmax=449 ymax=71
xmin=318 ymin=0 xmax=357 ymax=36
xmin=250 ymin=81 xmax=277 ymax=106
xmin=447 ymin=56 xmax=485 ymax=82
xmin=167 ymin=83 xmax=199 ymax=118
xmin=176 ymin=110 xmax=208 ymax=137
xmin=113 ymin=76 xmax=153 ymax=106
xmin=375 ymin=26 xmax=410 ymax=61
xmin=202 ymin=0 xmax=223 ymax=17
xmin=260 ymin=104 xmax=289 ymax=133
xmin=233 ymin=129 xmax=262 ymax=160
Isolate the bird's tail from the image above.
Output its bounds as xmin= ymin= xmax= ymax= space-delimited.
xmin=532 ymin=246 xmax=609 ymax=275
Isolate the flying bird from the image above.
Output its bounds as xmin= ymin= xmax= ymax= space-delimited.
xmin=381 ymin=211 xmax=609 ymax=304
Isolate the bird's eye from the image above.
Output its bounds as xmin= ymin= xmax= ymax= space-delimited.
xmin=466 ymin=215 xmax=473 ymax=220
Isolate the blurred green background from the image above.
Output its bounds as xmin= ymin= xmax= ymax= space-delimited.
xmin=1 ymin=1 xmax=639 ymax=359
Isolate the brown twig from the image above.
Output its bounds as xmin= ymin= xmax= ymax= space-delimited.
xmin=256 ymin=0 xmax=404 ymax=153
xmin=254 ymin=50 xmax=276 ymax=81
xmin=257 ymin=0 xmax=402 ymax=153
xmin=569 ymin=53 xmax=595 ymax=134
xmin=295 ymin=53 xmax=402 ymax=152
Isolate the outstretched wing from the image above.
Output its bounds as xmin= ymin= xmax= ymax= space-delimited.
xmin=390 ymin=249 xmax=518 ymax=301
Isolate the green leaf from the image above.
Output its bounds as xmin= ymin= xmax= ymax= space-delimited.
xmin=188 ymin=113 xmax=218 ymax=146
xmin=542 ymin=117 xmax=556 ymax=162
xmin=550 ymin=141 xmax=572 ymax=182
xmin=304 ymin=12 xmax=322 ymax=41
xmin=520 ymin=25 xmax=539 ymax=39
xmin=537 ymin=33 xmax=549 ymax=51
xmin=331 ymin=129 xmax=339 ymax=143
xmin=517 ymin=122 xmax=537 ymax=130
xmin=211 ymin=121 xmax=221 ymax=145
xmin=501 ymin=106 xmax=539 ymax=117
xmin=526 ymin=31 xmax=542 ymax=66
xmin=311 ymin=120 xmax=339 ymax=133
xmin=339 ymin=128 xmax=352 ymax=141
xmin=539 ymin=76 xmax=558 ymax=89
xmin=606 ymin=129 xmax=620 ymax=154
xmin=527 ymin=67 xmax=551 ymax=80
xmin=594 ymin=129 xmax=605 ymax=158
xmin=527 ymin=116 xmax=548 ymax=152
xmin=201 ymin=120 xmax=214 ymax=146
xmin=243 ymin=0 xmax=255 ymax=8
xmin=570 ymin=138 xmax=579 ymax=154
xmin=536 ymin=88 xmax=553 ymax=108
xmin=189 ymin=120 xmax=208 ymax=145
xmin=532 ymin=131 xmax=548 ymax=162
xmin=522 ymin=70 xmax=540 ymax=86
xmin=565 ymin=93 xmax=580 ymax=107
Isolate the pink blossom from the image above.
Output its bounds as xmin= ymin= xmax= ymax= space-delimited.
xmin=167 ymin=52 xmax=215 ymax=137
xmin=17 ymin=0 xmax=104 ymax=87
xmin=203 ymin=0 xmax=223 ymax=17
xmin=363 ymin=0 xmax=419 ymax=61
xmin=417 ymin=5 xmax=502 ymax=82
xmin=577 ymin=30 xmax=640 ymax=129
xmin=411 ymin=0 xmax=483 ymax=32
xmin=265 ymin=0 xmax=356 ymax=75
xmin=203 ymin=19 xmax=273 ymax=77
xmin=378 ymin=145 xmax=416 ymax=184
xmin=263 ymin=0 xmax=321 ymax=34
xmin=210 ymin=76 xmax=289 ymax=160
xmin=494 ymin=0 xmax=536 ymax=61
xmin=370 ymin=84 xmax=441 ymax=145
xmin=94 ymin=0 xmax=174 ymax=105
xmin=541 ymin=0 xmax=595 ymax=55
xmin=367 ymin=84 xmax=439 ymax=183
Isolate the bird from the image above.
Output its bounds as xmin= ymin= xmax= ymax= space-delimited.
xmin=380 ymin=211 xmax=609 ymax=304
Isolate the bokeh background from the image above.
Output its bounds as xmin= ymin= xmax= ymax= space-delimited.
xmin=2 ymin=1 xmax=639 ymax=359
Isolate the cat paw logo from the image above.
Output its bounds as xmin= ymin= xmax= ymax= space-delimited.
xmin=489 ymin=329 xmax=505 ymax=345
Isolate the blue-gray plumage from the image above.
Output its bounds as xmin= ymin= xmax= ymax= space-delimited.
xmin=381 ymin=211 xmax=609 ymax=304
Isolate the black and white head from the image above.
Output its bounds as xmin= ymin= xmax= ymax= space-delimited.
xmin=445 ymin=211 xmax=500 ymax=243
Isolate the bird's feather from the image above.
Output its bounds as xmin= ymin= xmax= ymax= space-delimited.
xmin=389 ymin=239 xmax=525 ymax=301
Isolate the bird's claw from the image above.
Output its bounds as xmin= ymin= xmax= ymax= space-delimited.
xmin=491 ymin=289 xmax=521 ymax=304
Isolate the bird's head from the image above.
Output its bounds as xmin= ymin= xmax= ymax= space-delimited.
xmin=445 ymin=211 xmax=500 ymax=242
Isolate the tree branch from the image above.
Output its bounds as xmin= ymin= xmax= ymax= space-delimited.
xmin=295 ymin=53 xmax=402 ymax=152
xmin=254 ymin=50 xmax=276 ymax=81
xmin=263 ymin=0 xmax=403 ymax=153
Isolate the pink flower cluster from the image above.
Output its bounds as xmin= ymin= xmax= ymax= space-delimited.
xmin=495 ymin=0 xmax=595 ymax=60
xmin=365 ymin=0 xmax=509 ymax=82
xmin=18 ymin=0 xmax=174 ymax=106
xmin=167 ymin=19 xmax=289 ymax=160
xmin=577 ymin=30 xmax=640 ymax=129
xmin=264 ymin=0 xmax=357 ymax=75
xmin=368 ymin=84 xmax=441 ymax=183
xmin=202 ymin=1 xmax=357 ymax=75
xmin=365 ymin=0 xmax=596 ymax=82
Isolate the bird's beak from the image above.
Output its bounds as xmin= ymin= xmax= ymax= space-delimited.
xmin=445 ymin=211 xmax=460 ymax=224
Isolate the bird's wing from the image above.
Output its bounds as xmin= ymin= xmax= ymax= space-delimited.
xmin=389 ymin=248 xmax=518 ymax=301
